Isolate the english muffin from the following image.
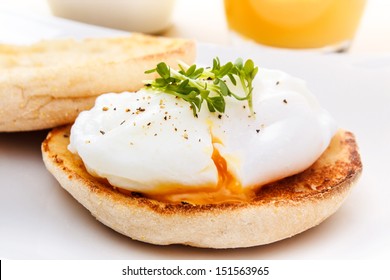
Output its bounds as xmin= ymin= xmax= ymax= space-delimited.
xmin=42 ymin=126 xmax=361 ymax=248
xmin=0 ymin=34 xmax=195 ymax=132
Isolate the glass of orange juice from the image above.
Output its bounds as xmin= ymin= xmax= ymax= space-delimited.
xmin=224 ymin=0 xmax=367 ymax=51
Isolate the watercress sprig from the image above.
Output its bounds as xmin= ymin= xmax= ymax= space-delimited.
xmin=144 ymin=57 xmax=258 ymax=117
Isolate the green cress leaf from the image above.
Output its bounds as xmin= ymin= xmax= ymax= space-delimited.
xmin=156 ymin=62 xmax=171 ymax=80
xmin=191 ymin=67 xmax=204 ymax=79
xmin=244 ymin=59 xmax=255 ymax=76
xmin=227 ymin=73 xmax=237 ymax=85
xmin=234 ymin=57 xmax=243 ymax=69
xmin=144 ymin=57 xmax=258 ymax=116
xmin=184 ymin=64 xmax=196 ymax=76
xmin=210 ymin=96 xmax=225 ymax=113
xmin=219 ymin=80 xmax=229 ymax=96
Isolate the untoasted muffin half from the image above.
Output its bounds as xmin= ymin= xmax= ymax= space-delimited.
xmin=41 ymin=125 xmax=362 ymax=248
xmin=0 ymin=34 xmax=195 ymax=132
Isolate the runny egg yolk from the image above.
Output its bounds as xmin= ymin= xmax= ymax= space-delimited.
xmin=146 ymin=148 xmax=254 ymax=204
xmin=117 ymin=136 xmax=255 ymax=205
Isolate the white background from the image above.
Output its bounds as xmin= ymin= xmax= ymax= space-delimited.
xmin=0 ymin=0 xmax=390 ymax=261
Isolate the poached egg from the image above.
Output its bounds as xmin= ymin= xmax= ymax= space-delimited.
xmin=68 ymin=68 xmax=337 ymax=204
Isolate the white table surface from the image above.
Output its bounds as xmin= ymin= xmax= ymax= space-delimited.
xmin=1 ymin=0 xmax=390 ymax=261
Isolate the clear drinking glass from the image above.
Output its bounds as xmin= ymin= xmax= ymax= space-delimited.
xmin=224 ymin=0 xmax=367 ymax=52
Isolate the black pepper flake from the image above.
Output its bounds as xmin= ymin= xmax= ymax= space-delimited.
xmin=154 ymin=133 xmax=158 ymax=136
xmin=256 ymin=129 xmax=260 ymax=133
xmin=276 ymin=81 xmax=280 ymax=85
xmin=218 ymin=114 xmax=222 ymax=119
xmin=198 ymin=138 xmax=201 ymax=142
xmin=283 ymin=99 xmax=288 ymax=104
xmin=207 ymin=77 xmax=212 ymax=80
xmin=147 ymin=122 xmax=151 ymax=126
xmin=243 ymin=105 xmax=246 ymax=109
xmin=145 ymin=83 xmax=151 ymax=87
xmin=99 ymin=130 xmax=105 ymax=135
xmin=113 ymin=107 xmax=117 ymax=111
xmin=120 ymin=120 xmax=126 ymax=125
xmin=164 ymin=116 xmax=168 ymax=121
xmin=174 ymin=128 xmax=178 ymax=132
xmin=137 ymin=107 xmax=146 ymax=112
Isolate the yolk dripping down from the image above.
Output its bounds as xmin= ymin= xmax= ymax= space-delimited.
xmin=118 ymin=137 xmax=255 ymax=205
xmin=147 ymin=146 xmax=253 ymax=204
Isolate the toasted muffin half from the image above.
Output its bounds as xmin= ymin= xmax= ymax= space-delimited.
xmin=41 ymin=125 xmax=362 ymax=248
xmin=0 ymin=34 xmax=195 ymax=132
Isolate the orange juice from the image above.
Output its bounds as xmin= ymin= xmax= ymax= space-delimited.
xmin=224 ymin=0 xmax=366 ymax=50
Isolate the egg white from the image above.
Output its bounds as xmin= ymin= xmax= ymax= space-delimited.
xmin=68 ymin=68 xmax=337 ymax=194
